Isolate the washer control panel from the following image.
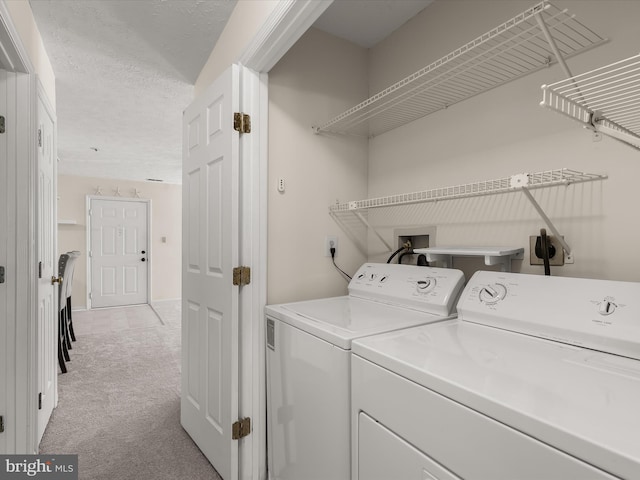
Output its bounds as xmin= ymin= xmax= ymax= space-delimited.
xmin=349 ymin=263 xmax=465 ymax=316
xmin=458 ymin=270 xmax=640 ymax=360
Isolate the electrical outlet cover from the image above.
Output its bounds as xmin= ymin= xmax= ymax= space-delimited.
xmin=325 ymin=236 xmax=337 ymax=257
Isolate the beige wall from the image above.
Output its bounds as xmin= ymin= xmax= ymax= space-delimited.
xmin=365 ymin=0 xmax=640 ymax=282
xmin=268 ymin=0 xmax=640 ymax=303
xmin=3 ymin=0 xmax=55 ymax=105
xmin=267 ymin=27 xmax=369 ymax=304
xmin=195 ymin=0 xmax=280 ymax=96
xmin=57 ymin=175 xmax=181 ymax=308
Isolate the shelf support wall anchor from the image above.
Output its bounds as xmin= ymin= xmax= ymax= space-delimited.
xmin=353 ymin=211 xmax=393 ymax=252
xmin=520 ymin=186 xmax=572 ymax=257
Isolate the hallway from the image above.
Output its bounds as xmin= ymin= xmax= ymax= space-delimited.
xmin=39 ymin=301 xmax=221 ymax=480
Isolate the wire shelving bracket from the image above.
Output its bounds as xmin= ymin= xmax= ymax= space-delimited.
xmin=541 ymin=54 xmax=640 ymax=150
xmin=313 ymin=1 xmax=606 ymax=138
xmin=329 ymin=168 xmax=608 ymax=260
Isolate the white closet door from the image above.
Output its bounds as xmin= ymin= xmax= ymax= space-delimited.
xmin=181 ymin=64 xmax=240 ymax=480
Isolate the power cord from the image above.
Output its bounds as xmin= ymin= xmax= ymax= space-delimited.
xmin=330 ymin=245 xmax=352 ymax=281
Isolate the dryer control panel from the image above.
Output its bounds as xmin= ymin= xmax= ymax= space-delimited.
xmin=349 ymin=263 xmax=465 ymax=316
xmin=458 ymin=271 xmax=640 ymax=360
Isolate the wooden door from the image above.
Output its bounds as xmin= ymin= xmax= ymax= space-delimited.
xmin=181 ymin=64 xmax=240 ymax=480
xmin=89 ymin=198 xmax=149 ymax=308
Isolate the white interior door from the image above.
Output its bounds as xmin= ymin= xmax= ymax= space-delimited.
xmin=36 ymin=91 xmax=57 ymax=443
xmin=181 ymin=64 xmax=240 ymax=480
xmin=89 ymin=198 xmax=149 ymax=308
xmin=0 ymin=68 xmax=10 ymax=454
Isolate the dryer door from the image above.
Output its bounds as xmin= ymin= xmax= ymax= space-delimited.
xmin=358 ymin=412 xmax=460 ymax=480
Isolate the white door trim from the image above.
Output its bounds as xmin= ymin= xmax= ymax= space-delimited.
xmin=238 ymin=0 xmax=333 ymax=73
xmin=85 ymin=195 xmax=151 ymax=310
xmin=0 ymin=0 xmax=34 ymax=74
xmin=233 ymin=2 xmax=333 ymax=479
xmin=0 ymin=0 xmax=47 ymax=454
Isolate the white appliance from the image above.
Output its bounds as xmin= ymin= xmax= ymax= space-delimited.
xmin=265 ymin=262 xmax=465 ymax=480
xmin=351 ymin=271 xmax=640 ymax=480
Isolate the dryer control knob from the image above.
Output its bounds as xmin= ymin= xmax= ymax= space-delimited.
xmin=479 ymin=283 xmax=507 ymax=304
xmin=416 ymin=277 xmax=436 ymax=293
xmin=598 ymin=300 xmax=616 ymax=315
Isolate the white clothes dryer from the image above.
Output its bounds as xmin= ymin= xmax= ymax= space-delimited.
xmin=351 ymin=271 xmax=640 ymax=480
xmin=265 ymin=263 xmax=465 ymax=480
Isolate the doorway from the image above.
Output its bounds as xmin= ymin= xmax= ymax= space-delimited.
xmin=88 ymin=197 xmax=150 ymax=308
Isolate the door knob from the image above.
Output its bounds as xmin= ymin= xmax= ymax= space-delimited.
xmin=51 ymin=276 xmax=63 ymax=285
xmin=141 ymin=258 xmax=146 ymax=262
xmin=141 ymin=250 xmax=146 ymax=254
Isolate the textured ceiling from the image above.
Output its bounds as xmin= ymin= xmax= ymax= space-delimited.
xmin=29 ymin=0 xmax=431 ymax=185
xmin=30 ymin=0 xmax=237 ymax=184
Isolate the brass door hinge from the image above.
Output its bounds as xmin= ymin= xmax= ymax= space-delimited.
xmin=232 ymin=266 xmax=251 ymax=286
xmin=0 ymin=415 xmax=4 ymax=433
xmin=232 ymin=417 xmax=251 ymax=440
xmin=38 ymin=128 xmax=42 ymax=147
xmin=0 ymin=115 xmax=5 ymax=134
xmin=233 ymin=112 xmax=251 ymax=134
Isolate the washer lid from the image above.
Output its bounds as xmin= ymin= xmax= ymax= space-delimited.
xmin=352 ymin=320 xmax=640 ymax=479
xmin=265 ymin=296 xmax=453 ymax=349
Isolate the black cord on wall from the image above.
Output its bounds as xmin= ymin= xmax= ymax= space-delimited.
xmin=331 ymin=247 xmax=351 ymax=281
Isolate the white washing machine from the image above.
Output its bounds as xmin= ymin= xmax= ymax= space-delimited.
xmin=351 ymin=271 xmax=640 ymax=480
xmin=265 ymin=262 xmax=465 ymax=480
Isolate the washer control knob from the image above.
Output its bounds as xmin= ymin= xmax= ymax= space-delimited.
xmin=598 ymin=300 xmax=616 ymax=316
xmin=479 ymin=283 xmax=507 ymax=304
xmin=416 ymin=277 xmax=436 ymax=293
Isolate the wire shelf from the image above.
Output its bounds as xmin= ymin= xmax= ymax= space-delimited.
xmin=329 ymin=168 xmax=607 ymax=212
xmin=314 ymin=1 xmax=606 ymax=137
xmin=541 ymin=53 xmax=640 ymax=149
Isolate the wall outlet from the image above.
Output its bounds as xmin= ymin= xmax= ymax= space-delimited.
xmin=529 ymin=234 xmax=565 ymax=266
xmin=325 ymin=236 xmax=338 ymax=257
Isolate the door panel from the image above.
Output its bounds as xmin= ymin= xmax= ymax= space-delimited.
xmin=181 ymin=64 xmax=239 ymax=480
xmin=0 ymin=68 xmax=9 ymax=455
xmin=37 ymin=92 xmax=57 ymax=443
xmin=90 ymin=199 xmax=148 ymax=308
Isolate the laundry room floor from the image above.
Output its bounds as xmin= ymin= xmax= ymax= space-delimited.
xmin=39 ymin=300 xmax=221 ymax=480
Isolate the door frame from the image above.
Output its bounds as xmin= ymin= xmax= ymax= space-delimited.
xmin=85 ymin=195 xmax=151 ymax=310
xmin=231 ymin=1 xmax=333 ymax=479
xmin=0 ymin=0 xmax=40 ymax=454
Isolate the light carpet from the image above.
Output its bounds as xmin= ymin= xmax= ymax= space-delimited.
xmin=39 ymin=300 xmax=222 ymax=480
